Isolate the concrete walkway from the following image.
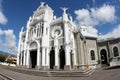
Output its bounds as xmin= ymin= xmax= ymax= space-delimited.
xmin=0 ymin=65 xmax=120 ymax=80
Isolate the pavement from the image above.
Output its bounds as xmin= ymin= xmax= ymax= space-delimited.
xmin=0 ymin=65 xmax=120 ymax=80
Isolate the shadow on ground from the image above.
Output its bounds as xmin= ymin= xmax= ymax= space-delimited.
xmin=103 ymin=65 xmax=120 ymax=70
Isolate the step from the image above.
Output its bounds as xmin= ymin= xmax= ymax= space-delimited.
xmin=4 ymin=66 xmax=95 ymax=77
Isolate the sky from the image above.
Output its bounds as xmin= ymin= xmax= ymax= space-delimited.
xmin=0 ymin=0 xmax=120 ymax=55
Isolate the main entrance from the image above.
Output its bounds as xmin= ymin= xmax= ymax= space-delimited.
xmin=50 ymin=47 xmax=55 ymax=69
xmin=30 ymin=50 xmax=37 ymax=68
xmin=100 ymin=49 xmax=108 ymax=65
xmin=59 ymin=46 xmax=65 ymax=69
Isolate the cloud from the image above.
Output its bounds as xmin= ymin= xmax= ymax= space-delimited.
xmin=75 ymin=4 xmax=116 ymax=27
xmin=74 ymin=4 xmax=116 ymax=37
xmin=99 ymin=24 xmax=120 ymax=39
xmin=0 ymin=29 xmax=17 ymax=54
xmin=91 ymin=4 xmax=116 ymax=23
xmin=0 ymin=11 xmax=8 ymax=25
xmin=0 ymin=0 xmax=8 ymax=25
xmin=80 ymin=26 xmax=98 ymax=37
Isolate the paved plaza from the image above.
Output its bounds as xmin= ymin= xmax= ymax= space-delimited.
xmin=0 ymin=65 xmax=120 ymax=80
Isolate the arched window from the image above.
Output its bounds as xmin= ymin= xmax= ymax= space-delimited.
xmin=113 ymin=46 xmax=119 ymax=57
xmin=90 ymin=50 xmax=95 ymax=60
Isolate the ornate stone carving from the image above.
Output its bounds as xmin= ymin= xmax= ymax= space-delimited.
xmin=51 ymin=26 xmax=63 ymax=38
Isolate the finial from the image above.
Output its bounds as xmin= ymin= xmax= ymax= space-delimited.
xmin=21 ymin=26 xmax=24 ymax=32
xmin=40 ymin=2 xmax=45 ymax=7
xmin=68 ymin=14 xmax=73 ymax=21
xmin=61 ymin=7 xmax=68 ymax=13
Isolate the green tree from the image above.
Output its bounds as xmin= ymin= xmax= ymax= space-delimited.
xmin=7 ymin=59 xmax=12 ymax=64
xmin=0 ymin=54 xmax=6 ymax=62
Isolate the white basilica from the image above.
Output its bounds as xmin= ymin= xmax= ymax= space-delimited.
xmin=17 ymin=2 xmax=98 ymax=70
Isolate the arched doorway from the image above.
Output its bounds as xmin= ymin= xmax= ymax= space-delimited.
xmin=30 ymin=50 xmax=37 ymax=68
xmin=29 ymin=42 xmax=37 ymax=68
xmin=59 ymin=46 xmax=65 ymax=69
xmin=50 ymin=47 xmax=55 ymax=69
xmin=100 ymin=49 xmax=108 ymax=65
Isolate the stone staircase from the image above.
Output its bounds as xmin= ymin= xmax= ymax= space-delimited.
xmin=5 ymin=66 xmax=95 ymax=77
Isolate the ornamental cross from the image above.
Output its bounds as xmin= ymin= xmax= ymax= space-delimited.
xmin=61 ymin=7 xmax=68 ymax=13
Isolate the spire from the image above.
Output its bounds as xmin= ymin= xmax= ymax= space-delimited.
xmin=21 ymin=26 xmax=24 ymax=32
xmin=19 ymin=26 xmax=24 ymax=38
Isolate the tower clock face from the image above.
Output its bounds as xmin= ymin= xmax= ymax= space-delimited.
xmin=51 ymin=26 xmax=63 ymax=38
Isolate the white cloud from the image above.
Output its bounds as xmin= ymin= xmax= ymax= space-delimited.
xmin=0 ymin=28 xmax=4 ymax=35
xmin=0 ymin=11 xmax=8 ymax=25
xmin=0 ymin=0 xmax=8 ymax=25
xmin=75 ymin=4 xmax=116 ymax=27
xmin=99 ymin=24 xmax=120 ymax=39
xmin=91 ymin=4 xmax=116 ymax=23
xmin=0 ymin=29 xmax=17 ymax=55
xmin=74 ymin=4 xmax=116 ymax=37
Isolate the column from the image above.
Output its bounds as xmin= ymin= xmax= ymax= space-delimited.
xmin=26 ymin=50 xmax=30 ymax=68
xmin=20 ymin=53 xmax=23 ymax=65
xmin=54 ymin=38 xmax=59 ymax=69
xmin=23 ymin=51 xmax=26 ymax=66
xmin=42 ymin=48 xmax=45 ymax=69
xmin=37 ymin=47 xmax=41 ymax=69
xmin=65 ymin=44 xmax=71 ymax=68
xmin=46 ymin=48 xmax=50 ymax=68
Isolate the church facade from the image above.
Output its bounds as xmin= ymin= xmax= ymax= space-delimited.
xmin=17 ymin=3 xmax=120 ymax=70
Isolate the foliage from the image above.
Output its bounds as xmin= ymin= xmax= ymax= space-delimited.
xmin=0 ymin=54 xmax=6 ymax=62
xmin=7 ymin=59 xmax=12 ymax=64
